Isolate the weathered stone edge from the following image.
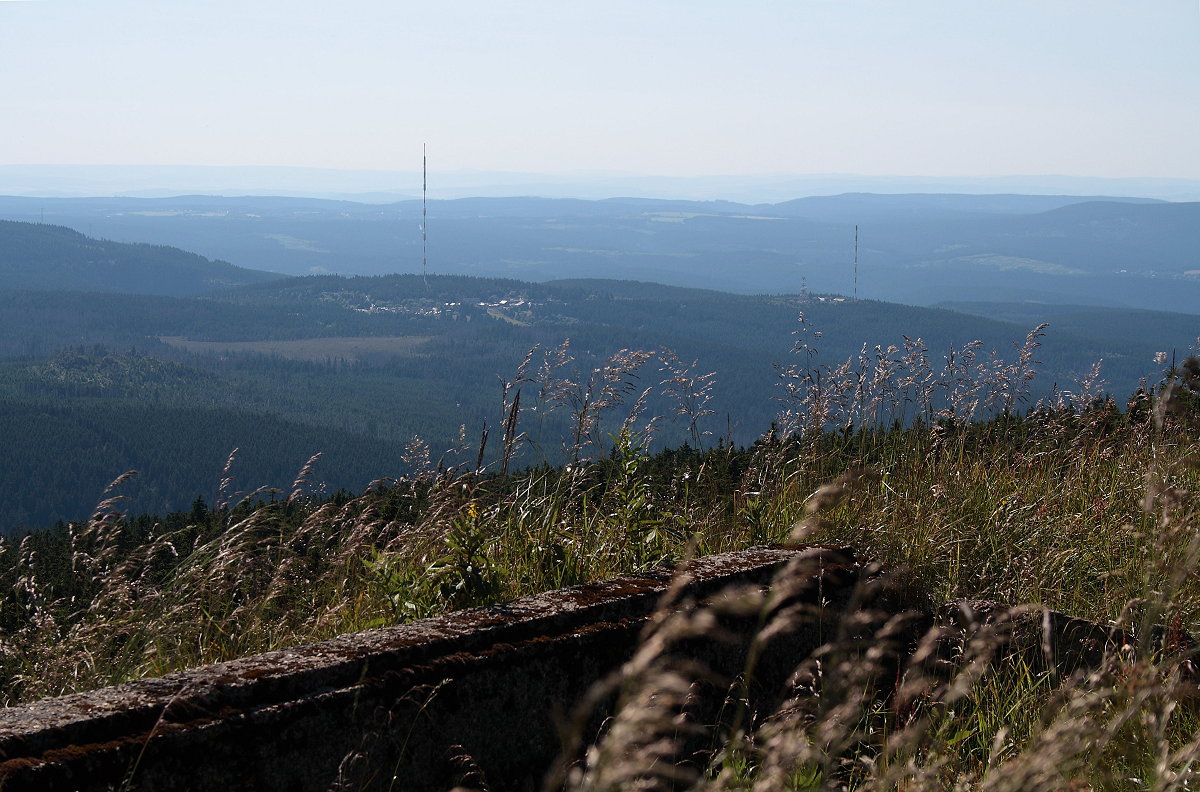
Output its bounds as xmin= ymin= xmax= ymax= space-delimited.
xmin=0 ymin=545 xmax=821 ymax=763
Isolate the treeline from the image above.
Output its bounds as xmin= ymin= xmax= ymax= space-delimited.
xmin=0 ymin=388 xmax=1172 ymax=631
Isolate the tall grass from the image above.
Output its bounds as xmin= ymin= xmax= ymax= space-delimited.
xmin=1 ymin=324 xmax=1198 ymax=788
xmin=550 ymin=361 xmax=1200 ymax=790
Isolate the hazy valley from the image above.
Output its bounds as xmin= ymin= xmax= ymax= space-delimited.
xmin=3 ymin=191 xmax=1198 ymax=312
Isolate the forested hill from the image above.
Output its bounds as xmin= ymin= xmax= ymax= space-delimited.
xmin=0 ymin=269 xmax=1192 ymax=532
xmin=0 ymin=220 xmax=280 ymax=295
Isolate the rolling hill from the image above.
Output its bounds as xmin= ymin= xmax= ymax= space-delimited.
xmin=1 ymin=266 xmax=1192 ymax=530
xmin=0 ymin=193 xmax=1196 ymax=312
xmin=0 ymin=219 xmax=280 ymax=295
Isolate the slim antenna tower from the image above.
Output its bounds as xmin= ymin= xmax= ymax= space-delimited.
xmin=421 ymin=145 xmax=428 ymax=288
xmin=853 ymin=225 xmax=859 ymax=301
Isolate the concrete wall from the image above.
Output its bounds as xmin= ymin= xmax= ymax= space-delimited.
xmin=0 ymin=546 xmax=869 ymax=792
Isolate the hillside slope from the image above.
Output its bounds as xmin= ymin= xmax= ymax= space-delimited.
xmin=1 ymin=270 xmax=1191 ymax=530
xmin=0 ymin=220 xmax=280 ymax=295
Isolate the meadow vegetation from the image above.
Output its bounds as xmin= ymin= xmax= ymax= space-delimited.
xmin=1 ymin=320 xmax=1199 ymax=789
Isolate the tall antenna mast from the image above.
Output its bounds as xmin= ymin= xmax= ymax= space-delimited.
xmin=422 ymin=144 xmax=428 ymax=287
xmin=853 ymin=224 xmax=859 ymax=301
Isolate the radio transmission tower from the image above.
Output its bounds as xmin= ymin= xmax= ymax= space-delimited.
xmin=853 ymin=225 xmax=859 ymax=301
xmin=421 ymin=145 xmax=428 ymax=288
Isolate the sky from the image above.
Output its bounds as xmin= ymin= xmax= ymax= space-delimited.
xmin=1 ymin=0 xmax=1198 ymax=182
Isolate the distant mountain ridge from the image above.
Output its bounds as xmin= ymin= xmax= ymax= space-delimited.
xmin=0 ymin=193 xmax=1197 ymax=312
xmin=764 ymin=193 xmax=1164 ymax=222
xmin=933 ymin=301 xmax=1200 ymax=354
xmin=0 ymin=220 xmax=280 ymax=295
xmin=4 ymin=164 xmax=1200 ymax=202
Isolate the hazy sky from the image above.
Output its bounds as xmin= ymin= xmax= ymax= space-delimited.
xmin=2 ymin=0 xmax=1198 ymax=179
